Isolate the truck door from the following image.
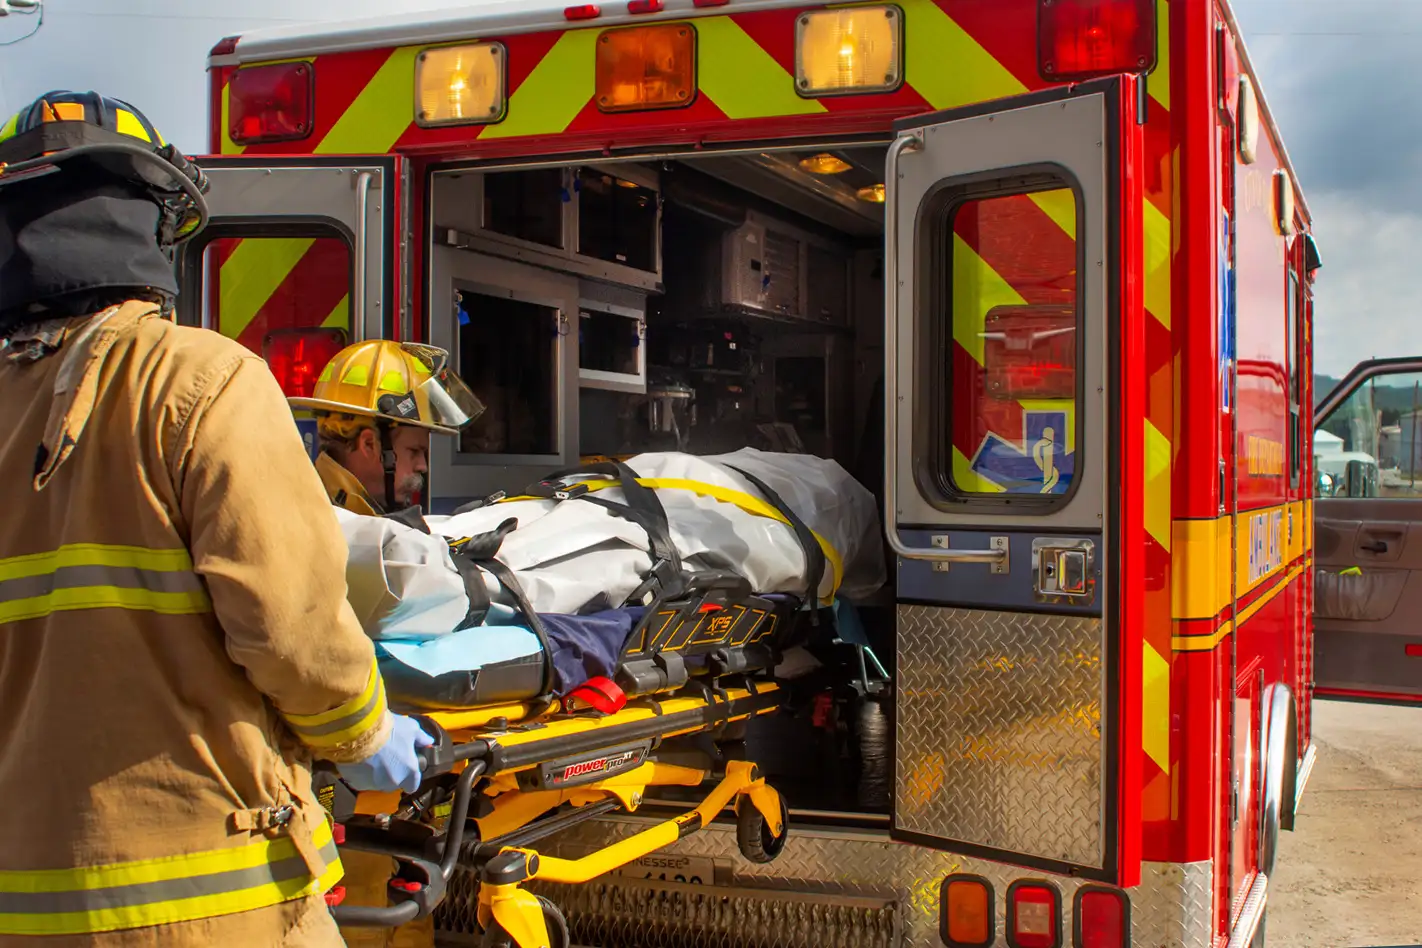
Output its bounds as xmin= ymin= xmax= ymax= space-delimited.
xmin=1313 ymin=356 xmax=1422 ymax=704
xmin=171 ymin=156 xmax=398 ymax=367
xmin=886 ymin=78 xmax=1146 ymax=885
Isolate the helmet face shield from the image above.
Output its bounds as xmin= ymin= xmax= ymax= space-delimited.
xmin=399 ymin=342 xmax=485 ymax=431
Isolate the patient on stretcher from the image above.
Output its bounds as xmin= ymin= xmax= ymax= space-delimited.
xmin=334 ymin=448 xmax=885 ymax=712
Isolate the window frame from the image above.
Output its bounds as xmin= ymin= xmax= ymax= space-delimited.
xmin=919 ymin=166 xmax=1089 ymax=514
xmin=178 ymin=220 xmax=357 ymax=343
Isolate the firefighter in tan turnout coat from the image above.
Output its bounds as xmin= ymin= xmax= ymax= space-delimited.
xmin=0 ymin=91 xmax=433 ymax=946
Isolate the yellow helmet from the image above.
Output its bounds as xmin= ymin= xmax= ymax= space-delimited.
xmin=288 ymin=340 xmax=484 ymax=435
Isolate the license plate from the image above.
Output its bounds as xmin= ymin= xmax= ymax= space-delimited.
xmin=610 ymin=853 xmax=720 ymax=886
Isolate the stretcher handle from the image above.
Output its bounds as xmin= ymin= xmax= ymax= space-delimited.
xmin=330 ymin=758 xmax=487 ymax=929
xmin=413 ymin=715 xmax=488 ymax=776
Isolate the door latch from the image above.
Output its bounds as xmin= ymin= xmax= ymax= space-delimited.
xmin=1031 ymin=538 xmax=1096 ymax=604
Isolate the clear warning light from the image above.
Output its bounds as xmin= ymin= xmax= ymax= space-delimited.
xmin=416 ymin=43 xmax=506 ymax=126
xmin=795 ymin=6 xmax=903 ymax=97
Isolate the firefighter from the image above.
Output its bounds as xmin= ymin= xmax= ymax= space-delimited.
xmin=0 ymin=91 xmax=433 ymax=946
xmin=289 ymin=339 xmax=484 ymax=516
xmin=289 ymin=340 xmax=481 ymax=948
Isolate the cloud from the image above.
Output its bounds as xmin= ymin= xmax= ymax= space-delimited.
xmin=1233 ymin=0 xmax=1422 ymax=374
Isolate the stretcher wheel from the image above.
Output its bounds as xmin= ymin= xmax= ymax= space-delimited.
xmin=735 ymin=793 xmax=789 ymax=864
xmin=480 ymin=895 xmax=569 ymax=948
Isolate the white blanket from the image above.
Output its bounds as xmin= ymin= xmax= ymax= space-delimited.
xmin=428 ymin=449 xmax=885 ymax=617
xmin=337 ymin=450 xmax=885 ymax=640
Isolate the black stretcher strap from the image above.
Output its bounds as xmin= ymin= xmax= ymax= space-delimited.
xmin=726 ymin=465 xmax=826 ymax=615
xmin=448 ymin=518 xmax=557 ymax=699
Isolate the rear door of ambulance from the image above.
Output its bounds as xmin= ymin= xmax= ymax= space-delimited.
xmin=1312 ymin=357 xmax=1422 ymax=704
xmin=885 ymin=77 xmax=1148 ymax=885
xmin=171 ymin=157 xmax=400 ymax=451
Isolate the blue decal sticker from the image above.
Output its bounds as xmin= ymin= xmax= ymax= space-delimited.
xmin=970 ymin=410 xmax=1074 ymax=494
xmin=296 ymin=418 xmax=321 ymax=462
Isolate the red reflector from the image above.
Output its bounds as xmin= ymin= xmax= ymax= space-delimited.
xmin=565 ymin=4 xmax=602 ymax=19
xmin=628 ymin=0 xmax=663 ymax=11
xmin=262 ymin=327 xmax=348 ymax=399
xmin=331 ymin=823 xmax=346 ymax=845
xmin=1037 ymin=0 xmax=1157 ymax=83
xmin=1073 ymin=886 xmax=1129 ymax=948
xmin=1007 ymin=880 xmax=1061 ymax=948
xmin=1407 ymin=644 xmax=1422 ymax=657
xmin=210 ymin=35 xmax=240 ymax=58
xmin=323 ymin=885 xmax=346 ymax=907
xmin=692 ymin=0 xmax=730 ymax=6
xmin=228 ymin=61 xmax=314 ymax=145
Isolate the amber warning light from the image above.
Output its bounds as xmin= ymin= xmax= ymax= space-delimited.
xmin=1037 ymin=0 xmax=1157 ymax=83
xmin=595 ymin=24 xmax=697 ymax=113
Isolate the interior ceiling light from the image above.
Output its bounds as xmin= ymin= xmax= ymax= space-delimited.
xmin=857 ymin=183 xmax=886 ymax=203
xmin=799 ymin=153 xmax=852 ymax=175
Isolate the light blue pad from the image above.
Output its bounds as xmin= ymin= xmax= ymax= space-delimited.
xmin=379 ymin=623 xmax=543 ymax=679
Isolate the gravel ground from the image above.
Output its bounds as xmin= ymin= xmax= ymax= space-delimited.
xmin=1269 ymin=699 xmax=1422 ymax=948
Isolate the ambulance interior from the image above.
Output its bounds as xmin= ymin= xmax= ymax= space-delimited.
xmin=428 ymin=144 xmax=897 ymax=820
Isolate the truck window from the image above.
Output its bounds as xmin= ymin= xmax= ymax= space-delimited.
xmin=936 ymin=184 xmax=1082 ymax=501
xmin=455 ymin=290 xmax=560 ymax=457
xmin=1287 ymin=268 xmax=1301 ymax=487
xmin=1316 ymin=371 xmax=1422 ymax=499
xmin=200 ymin=234 xmax=352 ymax=350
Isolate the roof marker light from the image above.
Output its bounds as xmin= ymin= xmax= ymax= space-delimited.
xmin=565 ymin=4 xmax=601 ymax=20
xmin=627 ymin=0 xmax=664 ymax=12
xmin=693 ymin=0 xmax=731 ymax=6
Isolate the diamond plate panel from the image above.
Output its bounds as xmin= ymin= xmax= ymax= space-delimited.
xmin=894 ymin=605 xmax=1106 ymax=868
xmin=433 ymin=822 xmax=1214 ymax=948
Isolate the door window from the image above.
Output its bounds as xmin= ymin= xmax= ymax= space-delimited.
xmin=933 ymin=182 xmax=1082 ymax=503
xmin=1315 ymin=370 xmax=1422 ymax=498
xmin=199 ymin=233 xmax=353 ymax=352
xmin=455 ymin=290 xmax=560 ymax=457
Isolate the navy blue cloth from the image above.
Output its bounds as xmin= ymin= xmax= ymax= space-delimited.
xmin=541 ymin=607 xmax=646 ymax=693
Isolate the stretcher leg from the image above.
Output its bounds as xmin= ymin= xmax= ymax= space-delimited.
xmin=474 ymin=760 xmax=787 ymax=948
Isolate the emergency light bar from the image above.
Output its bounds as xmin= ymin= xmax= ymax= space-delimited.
xmin=1037 ymin=0 xmax=1157 ymax=84
xmin=228 ymin=62 xmax=314 ymax=145
xmin=595 ymin=24 xmax=697 ymax=112
xmin=263 ymin=327 xmax=348 ymax=400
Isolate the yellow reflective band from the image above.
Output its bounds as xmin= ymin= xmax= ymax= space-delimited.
xmin=480 ymin=28 xmax=597 ymax=141
xmin=113 ymin=109 xmax=152 ymax=143
xmin=0 ymin=544 xmax=210 ymax=624
xmin=1144 ymin=420 xmax=1171 ymax=551
xmin=506 ymin=478 xmax=844 ymax=602
xmin=378 ymin=370 xmax=407 ymax=395
xmin=217 ymin=237 xmax=314 ymax=341
xmin=316 ymin=46 xmax=421 ymax=155
xmin=1144 ymin=199 xmax=1172 ymax=329
xmin=697 ymin=17 xmax=825 ymax=120
xmin=901 ymin=0 xmax=1024 ymax=111
xmin=318 ymin=363 xmax=335 ymax=383
xmin=0 ymin=822 xmax=340 ymax=936
xmin=1141 ymin=641 xmax=1170 ymax=773
xmin=281 ymin=658 xmax=388 ymax=749
xmin=0 ymin=113 xmax=18 ymax=144
xmin=342 ymin=364 xmax=370 ymax=387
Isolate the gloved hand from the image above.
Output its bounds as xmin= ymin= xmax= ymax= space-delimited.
xmin=337 ymin=714 xmax=433 ymax=794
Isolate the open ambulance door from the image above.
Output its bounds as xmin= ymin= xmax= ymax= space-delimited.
xmin=171 ymin=157 xmax=400 ymax=450
xmin=1312 ymin=356 xmax=1422 ymax=705
xmin=885 ymin=78 xmax=1146 ymax=886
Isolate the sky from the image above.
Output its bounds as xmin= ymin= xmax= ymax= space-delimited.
xmin=0 ymin=1 xmax=1410 ymax=377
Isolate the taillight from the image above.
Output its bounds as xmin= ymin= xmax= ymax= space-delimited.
xmin=1006 ymin=880 xmax=1062 ymax=948
xmin=1037 ymin=0 xmax=1157 ymax=83
xmin=940 ymin=874 xmax=995 ymax=948
xmin=228 ymin=61 xmax=314 ymax=145
xmin=1073 ymin=885 xmax=1129 ymax=948
xmin=262 ymin=327 xmax=347 ymax=399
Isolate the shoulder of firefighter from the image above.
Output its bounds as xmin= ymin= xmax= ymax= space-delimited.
xmin=0 ymin=298 xmax=398 ymax=938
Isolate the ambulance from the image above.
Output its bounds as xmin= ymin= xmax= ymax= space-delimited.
xmin=184 ymin=0 xmax=1335 ymax=944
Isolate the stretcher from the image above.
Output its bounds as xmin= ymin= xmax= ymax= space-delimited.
xmin=316 ymin=457 xmax=855 ymax=946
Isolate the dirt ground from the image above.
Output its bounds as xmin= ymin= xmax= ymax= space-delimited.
xmin=1269 ymin=699 xmax=1422 ymax=948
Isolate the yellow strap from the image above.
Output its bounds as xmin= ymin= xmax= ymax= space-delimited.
xmin=505 ymin=477 xmax=844 ymax=602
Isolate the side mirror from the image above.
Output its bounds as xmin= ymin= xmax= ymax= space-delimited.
xmin=1315 ymin=470 xmax=1337 ymax=497
xmin=1345 ymin=459 xmax=1379 ymax=498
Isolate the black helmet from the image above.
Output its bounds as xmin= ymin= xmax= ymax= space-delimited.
xmin=0 ymin=90 xmax=209 ymax=246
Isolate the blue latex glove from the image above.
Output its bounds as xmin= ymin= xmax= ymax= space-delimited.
xmin=336 ymin=714 xmax=434 ymax=794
